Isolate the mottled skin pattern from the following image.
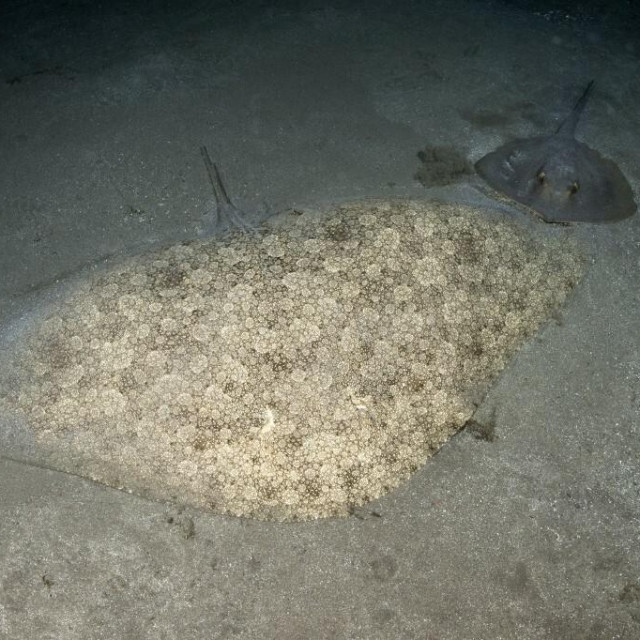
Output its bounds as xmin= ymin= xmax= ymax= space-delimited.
xmin=1 ymin=200 xmax=584 ymax=521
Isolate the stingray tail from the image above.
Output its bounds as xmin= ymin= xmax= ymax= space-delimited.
xmin=199 ymin=146 xmax=259 ymax=233
xmin=200 ymin=146 xmax=234 ymax=208
xmin=555 ymin=80 xmax=595 ymax=137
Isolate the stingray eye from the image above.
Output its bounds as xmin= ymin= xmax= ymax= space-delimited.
xmin=536 ymin=170 xmax=546 ymax=184
xmin=569 ymin=181 xmax=580 ymax=195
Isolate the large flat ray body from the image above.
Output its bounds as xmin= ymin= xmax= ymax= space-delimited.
xmin=0 ymin=199 xmax=585 ymax=522
xmin=475 ymin=82 xmax=637 ymax=223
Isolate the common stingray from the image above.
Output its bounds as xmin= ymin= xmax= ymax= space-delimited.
xmin=475 ymin=82 xmax=637 ymax=223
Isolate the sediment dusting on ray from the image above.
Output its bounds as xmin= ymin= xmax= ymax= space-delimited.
xmin=1 ymin=200 xmax=584 ymax=521
xmin=475 ymin=82 xmax=637 ymax=223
